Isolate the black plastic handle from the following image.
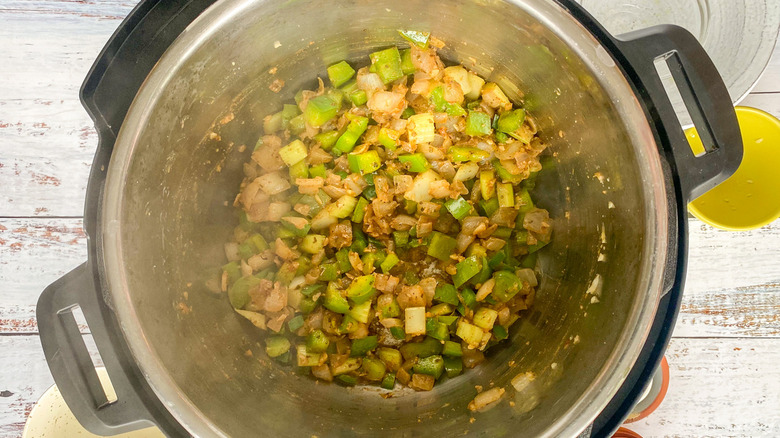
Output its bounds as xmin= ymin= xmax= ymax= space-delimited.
xmin=37 ymin=263 xmax=160 ymax=435
xmin=615 ymin=25 xmax=743 ymax=202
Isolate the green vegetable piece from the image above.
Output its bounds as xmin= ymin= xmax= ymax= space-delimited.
xmin=362 ymin=357 xmax=387 ymax=381
xmin=380 ymin=252 xmax=400 ymax=273
xmin=528 ymin=239 xmax=550 ymax=254
xmin=426 ymin=318 xmax=450 ymax=341
xmin=288 ymin=114 xmax=306 ymax=135
xmin=351 ymin=224 xmax=368 ymax=252
xmin=282 ymin=104 xmax=300 ymax=120
xmin=493 ymin=159 xmax=524 ymax=184
xmin=336 ymin=248 xmax=352 ymax=273
xmin=413 ymin=355 xmax=444 ymax=379
xmin=304 ymin=95 xmax=341 ymax=127
xmin=377 ymin=348 xmax=403 ymax=371
xmin=304 ymin=331 xmax=330 ymax=356
xmin=516 ymin=188 xmax=535 ymax=213
xmin=471 ymin=256 xmax=492 ymax=285
xmin=264 ymin=111 xmax=284 ymax=134
xmin=464 ymin=110 xmax=493 ymax=137
xmin=237 ymin=241 xmax=256 ymax=260
xmin=437 ymin=315 xmax=459 ymax=326
xmin=497 ymin=183 xmax=514 ymax=207
xmin=497 ymin=108 xmax=526 ymax=134
xmin=339 ymin=315 xmax=360 ymax=334
xmin=444 ymin=197 xmax=472 ymax=221
xmin=400 ymin=48 xmax=415 ymax=75
xmin=378 ymin=127 xmax=400 ymax=151
xmin=456 ymin=320 xmax=485 ymax=347
xmin=327 ymin=60 xmax=356 ymax=88
xmin=430 ymin=86 xmax=447 ymax=112
xmin=520 ymin=252 xmax=538 ymax=269
xmin=228 ymin=276 xmax=260 ymax=309
xmin=323 ymin=284 xmax=350 ymax=314
xmin=288 ymin=315 xmax=305 ymax=332
xmin=398 ymin=29 xmax=430 ymax=48
xmin=488 ymin=250 xmax=507 ymax=269
xmin=393 ymin=231 xmax=410 ymax=247
xmin=473 ymin=307 xmax=499 ymax=331
xmin=346 ymin=275 xmax=376 ymax=304
xmin=399 ymin=336 xmax=443 ymax=360
xmin=495 ymin=131 xmax=509 ymax=143
xmin=398 ymin=153 xmax=430 ymax=172
xmin=350 ymin=335 xmax=378 ymax=357
xmin=328 ymin=195 xmax=358 ymax=219
xmin=300 ymin=234 xmax=326 ymax=254
xmin=442 ymin=340 xmax=463 ymax=357
xmin=299 ymin=296 xmax=320 ymax=314
xmin=296 ymin=344 xmax=324 ymax=367
xmin=380 ymin=373 xmax=397 ymax=390
xmin=314 ymin=130 xmax=341 ymax=150
xmin=378 ymin=296 xmax=401 ymax=318
xmin=427 ymin=231 xmax=457 ymax=261
xmin=309 ymin=163 xmax=327 ymax=178
xmin=337 ymin=375 xmax=357 ymax=386
xmin=492 ymin=270 xmax=522 ymax=302
xmin=281 ymin=216 xmax=311 ymax=237
xmin=348 ymin=89 xmax=368 ymax=106
xmin=334 ymin=115 xmax=369 ymax=154
xmin=318 ymin=262 xmax=339 ymax=282
xmin=279 ymin=139 xmax=308 ymax=166
xmin=265 ymin=336 xmax=291 ymax=358
xmin=404 ymin=199 xmax=417 ymax=215
xmin=448 ymin=146 xmax=490 ymax=163
xmin=493 ymin=324 xmax=509 ymax=340
xmin=459 ymin=288 xmax=478 ymax=310
xmin=222 ymin=261 xmax=242 ymax=284
xmin=332 ymin=357 xmax=362 ymax=376
xmin=434 ymin=283 xmax=459 ymax=306
xmin=443 ymin=356 xmax=463 ymax=378
xmin=369 ymin=47 xmax=404 ymax=84
xmin=348 ymin=150 xmax=382 ymax=174
xmin=390 ymin=326 xmax=406 ymax=340
xmin=351 ymin=197 xmax=370 ymax=223
xmin=429 ymin=303 xmax=454 ymax=316
xmin=301 ymin=284 xmax=325 ymax=298
xmin=349 ymin=300 xmax=372 ymax=324
xmin=401 ymin=107 xmax=416 ymax=119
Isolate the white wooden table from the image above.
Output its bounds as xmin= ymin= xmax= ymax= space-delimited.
xmin=0 ymin=2 xmax=778 ymax=437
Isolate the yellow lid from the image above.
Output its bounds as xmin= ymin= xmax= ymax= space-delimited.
xmin=687 ymin=106 xmax=780 ymax=231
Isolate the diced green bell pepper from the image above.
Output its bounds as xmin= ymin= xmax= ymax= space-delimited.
xmin=334 ymin=115 xmax=369 ymax=154
xmin=369 ymin=47 xmax=404 ymax=84
xmin=346 ymin=275 xmax=376 ymax=304
xmin=398 ymin=153 xmax=429 ymax=172
xmin=427 ymin=231 xmax=457 ymax=261
xmin=314 ymin=130 xmax=341 ymax=150
xmin=348 ymin=150 xmax=382 ymax=174
xmin=443 ymin=356 xmax=463 ymax=378
xmin=447 ymin=146 xmax=490 ymax=163
xmin=413 ymin=355 xmax=444 ymax=379
xmin=492 ymin=270 xmax=521 ymax=302
xmin=496 ymin=108 xmax=526 ymax=135
xmin=464 ymin=110 xmax=493 ymax=136
xmin=350 ymin=335 xmax=378 ymax=357
xmin=327 ymin=60 xmax=356 ymax=88
xmin=323 ymin=284 xmax=350 ymax=313
xmin=434 ymin=283 xmax=459 ymax=306
xmin=442 ymin=340 xmax=463 ymax=357
xmin=380 ymin=252 xmax=400 ymax=273
xmin=398 ymin=29 xmax=430 ymax=48
xmin=304 ymin=95 xmax=341 ymax=127
xmin=399 ymin=336 xmax=443 ymax=360
xmin=444 ymin=197 xmax=471 ymax=221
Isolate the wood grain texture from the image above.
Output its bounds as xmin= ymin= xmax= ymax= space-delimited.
xmin=0 ymin=335 xmax=101 ymax=438
xmin=0 ymin=1 xmax=133 ymax=217
xmin=629 ymin=338 xmax=780 ymax=437
xmin=0 ymin=219 xmax=86 ymax=334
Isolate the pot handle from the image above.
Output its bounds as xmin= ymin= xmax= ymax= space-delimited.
xmin=36 ymin=263 xmax=169 ymax=435
xmin=615 ymin=25 xmax=743 ymax=202
xmin=81 ymin=0 xmax=216 ymax=142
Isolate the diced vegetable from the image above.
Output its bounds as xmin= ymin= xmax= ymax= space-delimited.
xmin=497 ymin=183 xmax=514 ymax=207
xmin=380 ymin=253 xmax=400 ymax=273
xmin=398 ymin=29 xmax=430 ymax=48
xmin=350 ymin=336 xmax=378 ymax=357
xmin=497 ymin=108 xmax=526 ymax=134
xmin=369 ymin=47 xmax=404 ymax=84
xmin=228 ymin=276 xmax=260 ymax=309
xmin=323 ymin=284 xmax=350 ymax=314
xmin=447 ymin=147 xmax=490 ymax=163
xmin=327 ymin=60 xmax=356 ymax=88
xmin=348 ymin=300 xmax=372 ymax=323
xmin=492 ymin=270 xmax=522 ymax=302
xmin=265 ymin=336 xmax=291 ymax=358
xmin=453 ymin=255 xmax=482 ymax=288
xmin=404 ymin=307 xmax=427 ymax=336
xmin=456 ymin=320 xmax=484 ymax=348
xmin=334 ymin=115 xmax=369 ymax=154
xmin=473 ymin=307 xmax=499 ymax=331
xmin=348 ymin=150 xmax=382 ymax=174
xmin=300 ymin=234 xmax=326 ymax=254
xmin=362 ymin=357 xmax=387 ymax=381
xmin=398 ymin=153 xmax=430 ymax=173
xmin=444 ymin=197 xmax=472 ymax=220
xmin=443 ymin=356 xmax=463 ymax=378
xmin=304 ymin=95 xmax=341 ymax=127
xmin=407 ymin=113 xmax=435 ymax=144
xmin=427 ymin=231 xmax=457 ymax=261
xmin=279 ymin=139 xmax=308 ymax=166
xmin=442 ymin=340 xmax=463 ymax=357
xmin=464 ymin=111 xmax=493 ymax=137
xmin=413 ymin=355 xmax=444 ymax=379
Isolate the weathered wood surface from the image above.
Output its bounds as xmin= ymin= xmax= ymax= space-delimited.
xmin=1 ymin=1 xmax=779 ymax=436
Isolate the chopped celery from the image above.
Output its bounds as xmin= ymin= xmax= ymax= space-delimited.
xmin=473 ymin=307 xmax=499 ymax=331
xmin=404 ymin=306 xmax=427 ymax=336
xmin=348 ymin=150 xmax=382 ymax=174
xmin=222 ymin=261 xmax=242 ymax=283
xmin=369 ymin=47 xmax=404 ymax=84
xmin=288 ymin=114 xmax=306 ymax=134
xmin=444 ymin=197 xmax=471 ymax=220
xmin=346 ymin=275 xmax=376 ymax=304
xmin=398 ymin=153 xmax=430 ymax=172
xmin=393 ymin=231 xmax=410 ymax=247
xmin=447 ymin=146 xmax=490 ymax=163
xmin=297 ymin=345 xmax=324 ymax=367
xmin=456 ymin=320 xmax=484 ymax=348
xmin=380 ymin=253 xmax=400 ymax=273
xmin=323 ymin=284 xmax=350 ymax=314
xmin=332 ymin=358 xmax=362 ymax=375
xmin=328 ymin=195 xmax=358 ymax=219
xmin=327 ymin=60 xmax=356 ymax=87
xmin=351 ymin=197 xmax=369 ymax=223
xmin=362 ymin=357 xmax=387 ymax=381
xmin=464 ymin=110 xmax=493 ymax=137
xmin=350 ymin=336 xmax=379 ymax=357
xmin=304 ymin=95 xmax=341 ymax=127
xmin=398 ymin=30 xmax=430 ymax=48
xmin=279 ymin=139 xmax=308 ymax=166
xmin=314 ymin=130 xmax=341 ymax=150
xmin=497 ymin=108 xmax=526 ymax=134
xmin=407 ymin=113 xmax=435 ymax=144
xmin=377 ymin=347 xmax=403 ymax=371
xmin=309 ymin=163 xmax=327 ymax=178
xmin=288 ymin=160 xmax=308 ymax=179
xmin=427 ymin=231 xmax=457 ymax=261
xmin=265 ymin=336 xmax=291 ymax=358
xmin=228 ymin=276 xmax=260 ymax=309
xmin=318 ymin=262 xmax=339 ymax=281
xmin=429 ymin=303 xmax=454 ymax=316
xmin=378 ymin=127 xmax=400 ymax=151
xmin=348 ymin=300 xmax=372 ymax=324
xmin=264 ymin=111 xmax=283 ymax=134
xmin=497 ymin=183 xmax=514 ymax=207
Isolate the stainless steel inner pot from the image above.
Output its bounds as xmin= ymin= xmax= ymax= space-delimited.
xmin=98 ymin=0 xmax=673 ymax=436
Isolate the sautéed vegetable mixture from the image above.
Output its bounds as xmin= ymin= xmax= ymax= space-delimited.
xmin=220 ymin=31 xmax=552 ymax=392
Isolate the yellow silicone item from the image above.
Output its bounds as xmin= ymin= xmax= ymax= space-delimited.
xmin=687 ymin=106 xmax=780 ymax=230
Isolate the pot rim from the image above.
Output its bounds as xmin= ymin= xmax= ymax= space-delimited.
xmin=101 ymin=0 xmax=670 ymax=436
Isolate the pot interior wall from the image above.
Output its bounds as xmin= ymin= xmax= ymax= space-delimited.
xmin=110 ymin=0 xmax=656 ymax=436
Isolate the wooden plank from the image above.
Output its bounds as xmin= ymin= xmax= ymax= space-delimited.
xmin=0 ymin=2 xmax=131 ymax=217
xmin=0 ymin=335 xmax=101 ymax=438
xmin=0 ymin=218 xmax=86 ymax=334
xmin=675 ymin=219 xmax=780 ymax=338
xmin=627 ymin=337 xmax=780 ymax=437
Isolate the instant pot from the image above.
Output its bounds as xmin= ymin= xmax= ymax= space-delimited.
xmin=37 ymin=0 xmax=742 ymax=436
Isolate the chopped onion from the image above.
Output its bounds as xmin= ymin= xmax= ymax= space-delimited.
xmin=523 ymin=208 xmax=550 ymax=234
xmin=456 ymin=232 xmax=475 ymax=254
xmin=468 ymin=387 xmax=505 ymax=412
xmin=476 ymin=278 xmax=495 ymax=301
xmin=484 ymin=237 xmax=506 ymax=251
xmin=454 ymin=162 xmax=480 ymax=181
xmin=462 ymin=347 xmax=485 ymax=369
xmin=357 ymin=69 xmax=385 ymax=93
xmin=224 ymin=242 xmax=240 ymax=262
xmin=511 ymin=372 xmax=536 ymax=392
xmin=256 ymin=171 xmax=291 ymax=195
